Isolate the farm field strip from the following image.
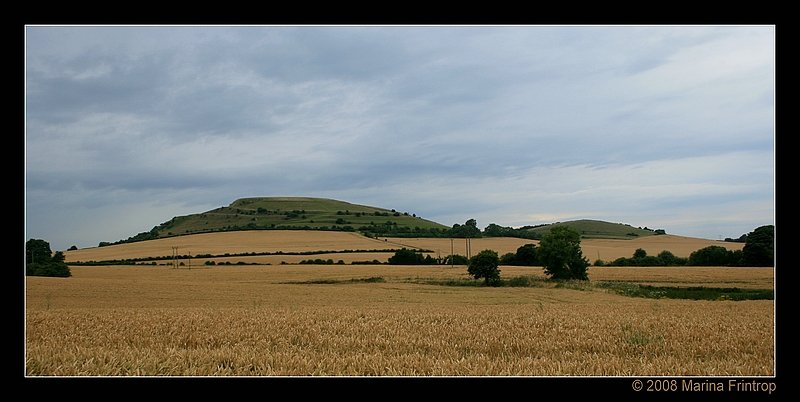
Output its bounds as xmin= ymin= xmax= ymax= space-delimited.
xmin=65 ymin=231 xmax=395 ymax=262
xmin=66 ymin=231 xmax=746 ymax=266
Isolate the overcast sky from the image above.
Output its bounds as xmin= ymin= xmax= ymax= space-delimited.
xmin=25 ymin=26 xmax=774 ymax=251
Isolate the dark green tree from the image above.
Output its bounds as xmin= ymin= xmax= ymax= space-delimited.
xmin=388 ymin=248 xmax=425 ymax=265
xmin=26 ymin=239 xmax=51 ymax=264
xmin=742 ymin=225 xmax=774 ymax=266
xmin=499 ymin=252 xmax=518 ymax=265
xmin=515 ymin=244 xmax=539 ymax=266
xmin=450 ymin=219 xmax=482 ymax=238
xmin=657 ymin=250 xmax=679 ymax=266
xmin=483 ymin=223 xmax=505 ymax=237
xmin=26 ymin=238 xmax=71 ymax=277
xmin=538 ymin=226 xmax=589 ymax=280
xmin=468 ymin=249 xmax=501 ymax=286
xmin=445 ymin=254 xmax=469 ymax=265
xmin=52 ymin=251 xmax=65 ymax=263
xmin=633 ymin=248 xmax=647 ymax=259
xmin=688 ymin=246 xmax=730 ymax=266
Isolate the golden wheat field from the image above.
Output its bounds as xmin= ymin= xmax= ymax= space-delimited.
xmin=64 ymin=230 xmax=396 ymax=262
xmin=26 ymin=264 xmax=773 ymax=376
xmin=65 ymin=231 xmax=743 ymax=268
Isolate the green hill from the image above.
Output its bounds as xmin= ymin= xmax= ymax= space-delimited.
xmin=105 ymin=197 xmax=450 ymax=246
xmin=524 ymin=219 xmax=662 ymax=239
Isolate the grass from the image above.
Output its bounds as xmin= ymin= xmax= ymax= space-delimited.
xmin=419 ymin=276 xmax=772 ymax=300
xmin=25 ymin=265 xmax=774 ymax=376
xmin=151 ymin=197 xmax=449 ymax=239
xmin=285 ymin=277 xmax=386 ymax=285
xmin=597 ymin=282 xmax=774 ymax=301
xmin=526 ymin=219 xmax=658 ymax=239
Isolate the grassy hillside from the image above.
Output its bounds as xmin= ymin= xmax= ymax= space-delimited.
xmin=524 ymin=219 xmax=661 ymax=240
xmin=109 ymin=197 xmax=449 ymax=245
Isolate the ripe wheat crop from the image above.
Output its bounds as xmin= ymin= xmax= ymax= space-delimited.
xmin=25 ymin=265 xmax=773 ymax=376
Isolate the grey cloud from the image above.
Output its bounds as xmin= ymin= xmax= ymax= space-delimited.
xmin=25 ymin=26 xmax=775 ymax=250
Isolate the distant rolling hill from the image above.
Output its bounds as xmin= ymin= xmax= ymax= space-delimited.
xmin=100 ymin=197 xmax=672 ymax=249
xmin=523 ymin=219 xmax=663 ymax=240
xmin=104 ymin=197 xmax=450 ymax=246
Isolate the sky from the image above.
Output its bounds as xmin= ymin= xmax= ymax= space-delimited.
xmin=25 ymin=25 xmax=775 ymax=251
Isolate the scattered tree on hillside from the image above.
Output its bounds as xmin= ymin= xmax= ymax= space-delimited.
xmin=538 ymin=227 xmax=589 ymax=280
xmin=467 ymin=249 xmax=501 ymax=286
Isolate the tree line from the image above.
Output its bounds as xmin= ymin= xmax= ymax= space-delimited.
xmin=597 ymin=225 xmax=773 ymax=267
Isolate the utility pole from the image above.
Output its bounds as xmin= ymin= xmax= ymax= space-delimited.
xmin=450 ymin=238 xmax=454 ymax=268
xmin=171 ymin=246 xmax=179 ymax=269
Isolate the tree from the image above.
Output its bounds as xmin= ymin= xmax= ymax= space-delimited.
xmin=52 ymin=251 xmax=65 ymax=263
xmin=468 ymin=250 xmax=501 ymax=286
xmin=742 ymin=225 xmax=774 ymax=266
xmin=499 ymin=252 xmax=517 ymax=265
xmin=388 ymin=248 xmax=425 ymax=265
xmin=538 ymin=226 xmax=589 ymax=280
xmin=68 ymin=245 xmax=78 ymax=251
xmin=633 ymin=248 xmax=647 ymax=259
xmin=445 ymin=254 xmax=469 ymax=265
xmin=515 ymin=244 xmax=539 ymax=266
xmin=657 ymin=250 xmax=679 ymax=266
xmin=26 ymin=238 xmax=71 ymax=277
xmin=688 ymin=246 xmax=730 ymax=266
xmin=483 ymin=223 xmax=505 ymax=237
xmin=26 ymin=239 xmax=51 ymax=264
xmin=450 ymin=219 xmax=481 ymax=238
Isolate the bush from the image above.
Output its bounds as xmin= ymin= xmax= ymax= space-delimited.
xmin=26 ymin=262 xmax=71 ymax=277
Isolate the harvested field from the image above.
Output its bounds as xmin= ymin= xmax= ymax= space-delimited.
xmin=65 ymin=230 xmax=393 ymax=262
